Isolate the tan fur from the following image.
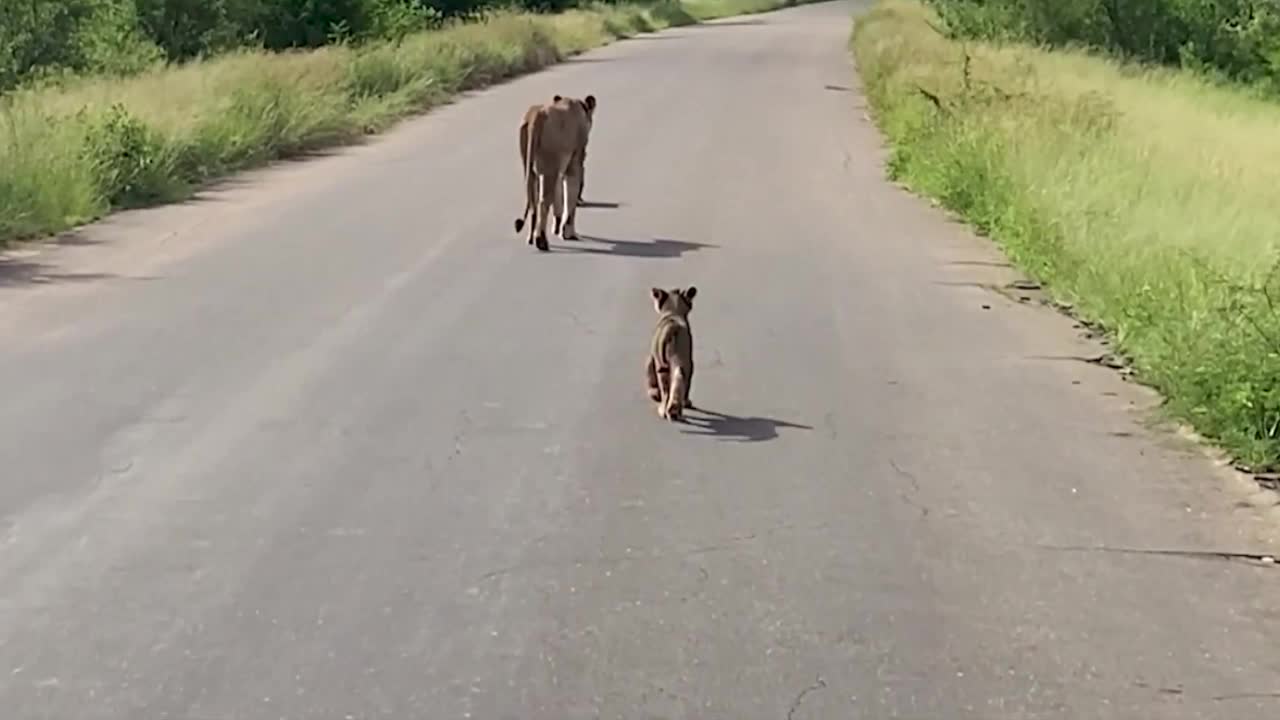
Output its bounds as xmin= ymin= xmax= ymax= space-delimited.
xmin=513 ymin=94 xmax=596 ymax=251
xmin=646 ymin=286 xmax=697 ymax=421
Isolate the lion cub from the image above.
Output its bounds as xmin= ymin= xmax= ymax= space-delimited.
xmin=646 ymin=286 xmax=697 ymax=421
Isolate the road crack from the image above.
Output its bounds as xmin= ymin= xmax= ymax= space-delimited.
xmin=889 ymin=459 xmax=929 ymax=518
xmin=1037 ymin=543 xmax=1277 ymax=566
xmin=1212 ymin=692 xmax=1280 ymax=701
xmin=786 ymin=675 xmax=826 ymax=720
xmin=565 ymin=311 xmax=596 ymax=335
xmin=682 ymin=521 xmax=832 ymax=557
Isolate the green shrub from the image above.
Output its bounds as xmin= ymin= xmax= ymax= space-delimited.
xmin=924 ymin=0 xmax=1280 ymax=94
xmin=855 ymin=0 xmax=1280 ymax=468
xmin=82 ymin=103 xmax=183 ymax=206
xmin=0 ymin=0 xmax=164 ymax=91
xmin=0 ymin=0 xmax=792 ymax=246
xmin=0 ymin=107 xmax=102 ymax=241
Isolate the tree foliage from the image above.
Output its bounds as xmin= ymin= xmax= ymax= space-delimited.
xmin=927 ymin=0 xmax=1280 ymax=93
xmin=0 ymin=0 xmax=609 ymax=91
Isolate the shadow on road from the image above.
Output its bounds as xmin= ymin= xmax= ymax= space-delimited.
xmin=577 ymin=199 xmax=624 ymax=209
xmin=0 ymin=260 xmax=120 ymax=288
xmin=678 ymin=408 xmax=813 ymax=443
xmin=560 ymin=236 xmax=717 ymax=259
xmin=692 ymin=19 xmax=767 ymax=28
xmin=944 ymin=260 xmax=1012 ymax=268
xmin=182 ymin=146 xmax=361 ymax=202
xmin=45 ymin=230 xmax=100 ymax=247
xmin=0 ymin=231 xmax=142 ymax=287
xmin=617 ymin=35 xmax=684 ymax=41
xmin=931 ymin=280 xmax=999 ymax=291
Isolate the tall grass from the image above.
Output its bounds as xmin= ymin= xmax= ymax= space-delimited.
xmin=684 ymin=0 xmax=798 ymax=19
xmin=0 ymin=0 xmax=793 ymax=246
xmin=852 ymin=0 xmax=1280 ymax=469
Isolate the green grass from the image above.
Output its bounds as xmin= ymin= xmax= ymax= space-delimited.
xmin=683 ymin=0 xmax=800 ymax=19
xmin=0 ymin=0 xmax=799 ymax=246
xmin=852 ymin=0 xmax=1280 ymax=469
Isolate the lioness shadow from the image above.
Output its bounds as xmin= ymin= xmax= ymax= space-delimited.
xmin=561 ymin=235 xmax=717 ymax=259
xmin=678 ymin=408 xmax=812 ymax=443
xmin=577 ymin=199 xmax=623 ymax=209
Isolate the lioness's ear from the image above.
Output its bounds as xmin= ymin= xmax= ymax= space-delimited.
xmin=651 ymin=287 xmax=668 ymax=311
xmin=683 ymin=286 xmax=697 ymax=302
xmin=553 ymin=94 xmax=563 ymax=103
xmin=584 ymin=94 xmax=596 ymax=111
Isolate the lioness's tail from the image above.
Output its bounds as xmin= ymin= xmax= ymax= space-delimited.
xmin=514 ymin=111 xmax=545 ymax=233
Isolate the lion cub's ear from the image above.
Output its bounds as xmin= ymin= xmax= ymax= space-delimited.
xmin=553 ymin=94 xmax=563 ymax=103
xmin=681 ymin=286 xmax=697 ymax=304
xmin=651 ymin=287 xmax=669 ymax=312
xmin=584 ymin=94 xmax=597 ymax=112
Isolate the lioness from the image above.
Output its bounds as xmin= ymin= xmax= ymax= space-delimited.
xmin=513 ymin=94 xmax=596 ymax=251
xmin=646 ymin=286 xmax=697 ymax=421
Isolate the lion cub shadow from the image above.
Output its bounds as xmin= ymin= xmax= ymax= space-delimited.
xmin=677 ymin=407 xmax=812 ymax=443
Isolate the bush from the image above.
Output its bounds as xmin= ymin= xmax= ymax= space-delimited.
xmin=854 ymin=0 xmax=1280 ymax=468
xmin=925 ymin=0 xmax=1280 ymax=94
xmin=82 ymin=103 xmax=183 ymax=206
xmin=0 ymin=0 xmax=589 ymax=92
xmin=0 ymin=0 xmax=165 ymax=90
xmin=1 ymin=0 xmax=799 ymax=93
xmin=0 ymin=0 xmax=796 ymax=244
xmin=0 ymin=107 xmax=104 ymax=241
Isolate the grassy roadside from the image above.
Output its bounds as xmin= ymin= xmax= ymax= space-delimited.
xmin=0 ymin=0 xmax=797 ymax=247
xmin=684 ymin=0 xmax=800 ymax=18
xmin=851 ymin=0 xmax=1280 ymax=470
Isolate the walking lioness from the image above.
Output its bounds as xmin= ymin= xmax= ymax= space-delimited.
xmin=513 ymin=94 xmax=596 ymax=251
xmin=646 ymin=286 xmax=697 ymax=421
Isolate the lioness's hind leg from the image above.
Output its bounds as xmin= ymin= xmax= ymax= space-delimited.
xmin=551 ymin=175 xmax=566 ymax=238
xmin=519 ymin=169 xmax=538 ymax=240
xmin=577 ymin=155 xmax=586 ymax=203
xmin=561 ymin=170 xmax=583 ymax=241
xmin=683 ymin=363 xmax=695 ymax=409
xmin=525 ymin=172 xmax=540 ymax=246
xmin=534 ymin=172 xmax=554 ymax=252
xmin=645 ymin=356 xmax=661 ymax=401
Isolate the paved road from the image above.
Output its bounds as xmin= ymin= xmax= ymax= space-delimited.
xmin=2 ymin=2 xmax=1280 ymax=717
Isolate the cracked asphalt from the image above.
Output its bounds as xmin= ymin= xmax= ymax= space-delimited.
xmin=1 ymin=2 xmax=1280 ymax=717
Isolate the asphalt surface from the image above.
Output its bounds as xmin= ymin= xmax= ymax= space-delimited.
xmin=2 ymin=2 xmax=1280 ymax=717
